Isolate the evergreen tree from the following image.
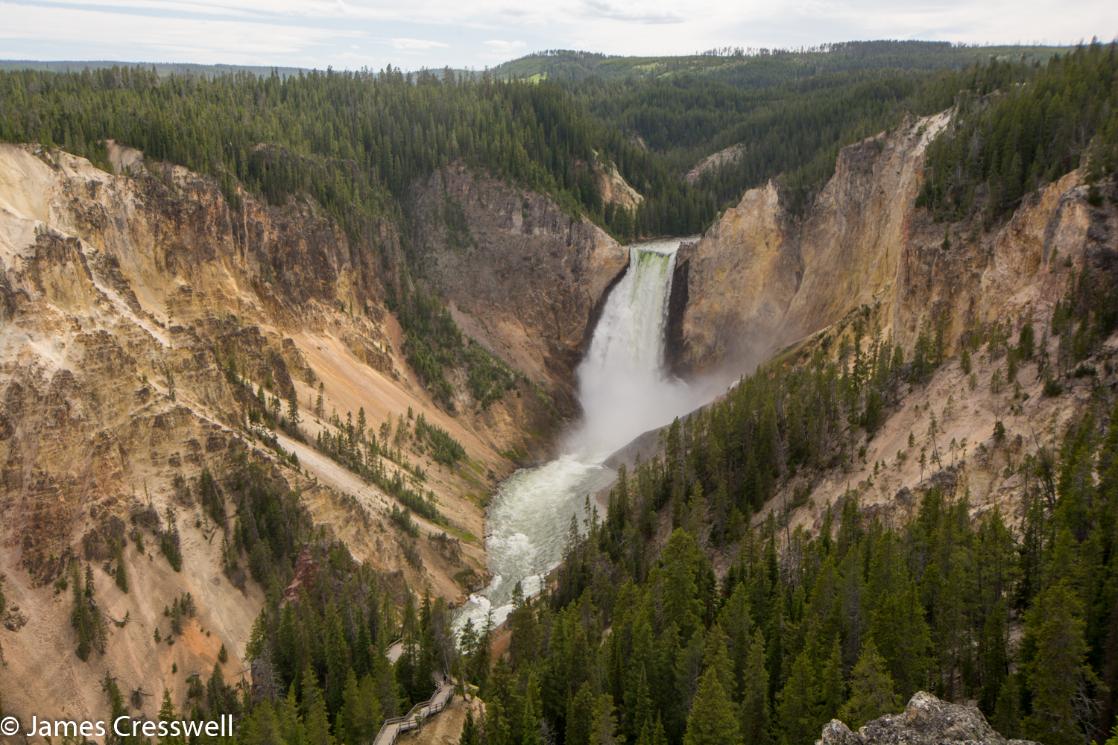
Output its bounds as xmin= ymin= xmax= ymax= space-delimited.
xmin=337 ymin=669 xmax=380 ymax=745
xmin=460 ymin=709 xmax=481 ymax=745
xmin=521 ymin=673 xmax=544 ymax=745
xmin=301 ymin=666 xmax=334 ymax=745
xmin=684 ymin=667 xmax=743 ymax=745
xmin=840 ymin=639 xmax=899 ymax=728
xmin=566 ymin=682 xmax=595 ymax=745
xmin=1022 ymin=582 xmax=1097 ymax=745
xmin=590 ymin=693 xmax=620 ymax=745
xmin=739 ymin=630 xmax=771 ymax=745
xmin=157 ymin=690 xmax=185 ymax=745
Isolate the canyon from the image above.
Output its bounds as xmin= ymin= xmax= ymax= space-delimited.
xmin=0 ymin=99 xmax=1115 ymax=736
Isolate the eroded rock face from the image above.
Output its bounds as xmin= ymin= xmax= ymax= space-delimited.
xmin=819 ymin=692 xmax=1037 ymax=745
xmin=1 ymin=143 xmax=592 ymax=723
xmin=0 ymin=141 xmax=636 ymax=723
xmin=671 ymin=180 xmax=798 ymax=371
xmin=595 ymin=158 xmax=644 ymax=211
xmin=675 ymin=109 xmax=1117 ymax=379
xmin=685 ymin=143 xmax=746 ymax=185
xmin=673 ymin=113 xmax=952 ymax=374
xmin=411 ymin=163 xmax=629 ymax=408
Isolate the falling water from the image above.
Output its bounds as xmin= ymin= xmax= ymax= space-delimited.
xmin=456 ymin=237 xmax=712 ymax=633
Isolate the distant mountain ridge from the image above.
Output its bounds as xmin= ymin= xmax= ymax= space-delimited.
xmin=488 ymin=40 xmax=1069 ymax=83
xmin=0 ymin=59 xmax=307 ymax=77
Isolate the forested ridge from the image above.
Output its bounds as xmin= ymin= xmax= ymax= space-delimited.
xmin=919 ymin=42 xmax=1118 ymax=221
xmin=490 ymin=41 xmax=1063 ymax=85
xmin=0 ymin=64 xmax=705 ymax=241
xmin=0 ymin=40 xmax=1092 ymax=246
xmin=499 ymin=40 xmax=1063 ymax=213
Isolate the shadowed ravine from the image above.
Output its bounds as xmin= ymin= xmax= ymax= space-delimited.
xmin=456 ymin=237 xmax=721 ymax=634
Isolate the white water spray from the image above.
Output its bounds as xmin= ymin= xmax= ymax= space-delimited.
xmin=456 ymin=237 xmax=715 ymax=633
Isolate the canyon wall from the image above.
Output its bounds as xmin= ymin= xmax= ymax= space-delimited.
xmin=0 ymin=145 xmax=624 ymax=724
xmin=670 ymin=112 xmax=1118 ymax=538
xmin=411 ymin=164 xmax=628 ymax=412
xmin=674 ymin=111 xmax=1112 ymax=375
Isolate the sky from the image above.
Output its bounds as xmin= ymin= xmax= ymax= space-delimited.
xmin=2 ymin=0 xmax=1116 ymax=70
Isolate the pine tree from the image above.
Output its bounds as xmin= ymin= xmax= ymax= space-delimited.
xmin=521 ymin=672 xmax=544 ymax=745
xmin=114 ymin=541 xmax=129 ymax=593
xmin=566 ymin=682 xmax=595 ymax=745
xmin=460 ymin=709 xmax=481 ymax=745
xmin=287 ymin=391 xmax=300 ymax=428
xmin=992 ymin=674 xmax=1023 ymax=739
xmin=868 ymin=579 xmax=931 ymax=697
xmin=590 ymin=693 xmax=620 ymax=745
xmin=778 ymin=648 xmax=818 ymax=745
xmin=157 ymin=690 xmax=185 ymax=745
xmin=840 ymin=639 xmax=899 ymax=729
xmin=817 ymin=638 xmax=845 ymax=721
xmin=1022 ymin=582 xmax=1096 ymax=745
xmin=71 ymin=563 xmax=106 ymax=660
xmin=102 ymin=673 xmax=129 ymax=745
xmin=301 ymin=666 xmax=333 ymax=745
xmin=278 ymin=687 xmax=308 ymax=745
xmin=684 ymin=667 xmax=742 ymax=745
xmin=238 ymin=701 xmax=287 ymax=745
xmin=702 ymin=624 xmax=735 ymax=698
xmin=739 ymin=630 xmax=771 ymax=745
xmin=338 ymin=669 xmax=380 ymax=745
xmin=658 ymin=529 xmax=706 ymax=642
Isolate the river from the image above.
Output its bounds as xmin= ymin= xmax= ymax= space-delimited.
xmin=455 ymin=237 xmax=715 ymax=633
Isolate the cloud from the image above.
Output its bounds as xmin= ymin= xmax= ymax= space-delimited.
xmin=390 ymin=37 xmax=449 ymax=51
xmin=483 ymin=39 xmax=527 ymax=55
xmin=1 ymin=0 xmax=1115 ymax=70
xmin=580 ymin=0 xmax=685 ymax=24
xmin=0 ymin=1 xmax=363 ymax=65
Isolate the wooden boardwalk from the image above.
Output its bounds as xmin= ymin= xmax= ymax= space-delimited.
xmin=372 ymin=674 xmax=455 ymax=745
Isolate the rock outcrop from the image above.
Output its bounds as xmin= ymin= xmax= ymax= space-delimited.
xmin=819 ymin=692 xmax=1036 ymax=745
xmin=411 ymin=163 xmax=628 ymax=410
xmin=595 ymin=158 xmax=644 ymax=211
xmin=672 ymin=112 xmax=953 ymax=374
xmin=685 ymin=143 xmax=746 ymax=185
xmin=667 ymin=180 xmax=798 ymax=371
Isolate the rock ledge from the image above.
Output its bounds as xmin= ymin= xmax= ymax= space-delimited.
xmin=818 ymin=692 xmax=1037 ymax=745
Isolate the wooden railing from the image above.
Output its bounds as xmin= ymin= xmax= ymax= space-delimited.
xmin=372 ymin=676 xmax=454 ymax=745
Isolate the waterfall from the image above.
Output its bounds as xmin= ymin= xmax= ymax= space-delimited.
xmin=572 ymin=240 xmax=686 ymax=460
xmin=455 ymin=237 xmax=711 ymax=634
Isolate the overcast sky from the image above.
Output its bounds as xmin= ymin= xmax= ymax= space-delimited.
xmin=2 ymin=0 xmax=1116 ymax=70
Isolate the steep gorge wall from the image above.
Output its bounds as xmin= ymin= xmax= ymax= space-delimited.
xmin=672 ymin=112 xmax=955 ymax=372
xmin=0 ymin=145 xmax=625 ymax=724
xmin=410 ymin=164 xmax=629 ymax=412
xmin=673 ymin=110 xmax=1111 ymax=375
